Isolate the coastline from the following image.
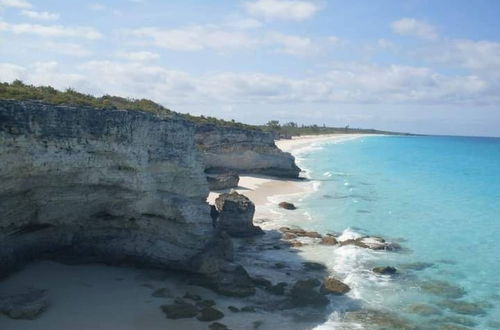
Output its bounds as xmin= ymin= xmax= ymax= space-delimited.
xmin=208 ymin=133 xmax=370 ymax=221
xmin=1 ymin=133 xmax=371 ymax=330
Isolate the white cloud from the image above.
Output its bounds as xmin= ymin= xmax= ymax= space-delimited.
xmin=20 ymin=10 xmax=59 ymax=21
xmin=115 ymin=51 xmax=160 ymax=61
xmin=1 ymin=60 xmax=494 ymax=107
xmin=0 ymin=21 xmax=103 ymax=39
xmin=391 ymin=18 xmax=438 ymax=40
xmin=125 ymin=25 xmax=259 ymax=51
xmin=227 ymin=18 xmax=263 ymax=30
xmin=244 ymin=0 xmax=320 ymax=21
xmin=42 ymin=41 xmax=93 ymax=57
xmin=429 ymin=39 xmax=500 ymax=72
xmin=268 ymin=32 xmax=318 ymax=56
xmin=0 ymin=0 xmax=31 ymax=9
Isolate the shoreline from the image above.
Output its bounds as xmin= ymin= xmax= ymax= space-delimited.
xmin=1 ymin=133 xmax=374 ymax=330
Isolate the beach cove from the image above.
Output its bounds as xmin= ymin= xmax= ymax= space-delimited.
xmin=2 ymin=133 xmax=499 ymax=330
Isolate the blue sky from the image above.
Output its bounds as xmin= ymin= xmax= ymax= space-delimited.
xmin=1 ymin=0 xmax=500 ymax=136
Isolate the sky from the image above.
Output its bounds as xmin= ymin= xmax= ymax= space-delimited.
xmin=1 ymin=0 xmax=500 ymax=136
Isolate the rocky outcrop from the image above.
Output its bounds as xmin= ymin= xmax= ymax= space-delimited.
xmin=0 ymin=100 xmax=215 ymax=277
xmin=373 ymin=266 xmax=397 ymax=275
xmin=195 ymin=124 xmax=300 ymax=178
xmin=278 ymin=202 xmax=296 ymax=210
xmin=0 ymin=289 xmax=49 ymax=320
xmin=320 ymin=277 xmax=350 ymax=295
xmin=207 ymin=173 xmax=239 ymax=191
xmin=214 ymin=192 xmax=264 ymax=238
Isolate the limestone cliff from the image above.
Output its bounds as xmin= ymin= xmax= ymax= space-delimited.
xmin=195 ymin=124 xmax=300 ymax=178
xmin=0 ymin=100 xmax=215 ymax=277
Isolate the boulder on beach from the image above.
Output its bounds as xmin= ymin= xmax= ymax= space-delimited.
xmin=0 ymin=289 xmax=49 ymax=320
xmin=320 ymin=277 xmax=350 ymax=295
xmin=207 ymin=173 xmax=240 ymax=191
xmin=279 ymin=202 xmax=297 ymax=210
xmin=197 ymin=306 xmax=224 ymax=321
xmin=373 ymin=266 xmax=397 ymax=275
xmin=209 ymin=322 xmax=230 ymax=330
xmin=215 ymin=191 xmax=264 ymax=238
xmin=190 ymin=263 xmax=256 ymax=298
xmin=161 ymin=301 xmax=198 ymax=319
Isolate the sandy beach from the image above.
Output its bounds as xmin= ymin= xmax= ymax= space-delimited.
xmin=0 ymin=134 xmax=367 ymax=330
xmin=209 ymin=134 xmax=368 ymax=219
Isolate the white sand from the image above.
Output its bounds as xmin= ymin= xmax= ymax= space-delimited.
xmin=0 ymin=134 xmax=368 ymax=330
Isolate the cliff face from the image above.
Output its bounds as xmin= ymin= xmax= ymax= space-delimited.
xmin=195 ymin=124 xmax=300 ymax=178
xmin=0 ymin=100 xmax=214 ymax=277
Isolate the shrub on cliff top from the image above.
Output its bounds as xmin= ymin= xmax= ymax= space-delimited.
xmin=0 ymin=80 xmax=259 ymax=130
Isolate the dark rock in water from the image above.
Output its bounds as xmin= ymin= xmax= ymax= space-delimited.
xmin=215 ymin=192 xmax=264 ymax=238
xmin=151 ymin=288 xmax=171 ymax=298
xmin=419 ymin=280 xmax=466 ymax=299
xmin=197 ymin=307 xmax=224 ymax=321
xmin=441 ymin=300 xmax=486 ymax=315
xmin=161 ymin=301 xmax=198 ymax=319
xmin=373 ymin=266 xmax=397 ymax=275
xmin=282 ymin=232 xmax=298 ymax=240
xmin=274 ymin=262 xmax=286 ymax=269
xmin=289 ymin=279 xmax=328 ymax=307
xmin=320 ymin=236 xmax=338 ymax=245
xmin=279 ymin=202 xmax=297 ymax=210
xmin=407 ymin=304 xmax=442 ymax=316
xmin=340 ymin=236 xmax=401 ymax=251
xmin=303 ymin=262 xmax=327 ymax=271
xmin=209 ymin=322 xmax=230 ymax=330
xmin=207 ymin=173 xmax=240 ymax=191
xmin=320 ymin=277 xmax=350 ymax=295
xmin=241 ymin=306 xmax=257 ymax=312
xmin=302 ymin=231 xmax=322 ymax=238
xmin=435 ymin=315 xmax=477 ymax=327
xmin=344 ymin=309 xmax=413 ymax=329
xmin=196 ymin=299 xmax=216 ymax=309
xmin=399 ymin=262 xmax=434 ymax=271
xmin=266 ymin=282 xmax=287 ymax=295
xmin=228 ymin=306 xmax=240 ymax=312
xmin=288 ymin=240 xmax=304 ymax=248
xmin=0 ymin=289 xmax=49 ymax=320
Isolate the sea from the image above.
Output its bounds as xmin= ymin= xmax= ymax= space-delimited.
xmin=276 ymin=135 xmax=500 ymax=329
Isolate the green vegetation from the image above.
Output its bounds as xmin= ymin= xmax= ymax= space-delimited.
xmin=0 ymin=80 xmax=257 ymax=129
xmin=261 ymin=120 xmax=408 ymax=137
xmin=0 ymin=81 xmax=407 ymax=136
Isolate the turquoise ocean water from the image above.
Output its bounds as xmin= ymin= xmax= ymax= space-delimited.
xmin=290 ymin=136 xmax=500 ymax=329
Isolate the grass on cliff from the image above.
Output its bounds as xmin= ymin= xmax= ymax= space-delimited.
xmin=0 ymin=80 xmax=258 ymax=129
xmin=1 ymin=80 xmax=405 ymax=136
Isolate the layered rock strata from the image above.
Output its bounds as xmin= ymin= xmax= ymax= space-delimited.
xmin=195 ymin=124 xmax=300 ymax=178
xmin=0 ymin=100 xmax=215 ymax=277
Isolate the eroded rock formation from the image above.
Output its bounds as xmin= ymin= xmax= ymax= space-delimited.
xmin=0 ymin=100 xmax=215 ymax=277
xmin=195 ymin=124 xmax=300 ymax=178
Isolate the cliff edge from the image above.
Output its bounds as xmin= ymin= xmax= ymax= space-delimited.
xmin=195 ymin=124 xmax=301 ymax=178
xmin=0 ymin=100 xmax=215 ymax=277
